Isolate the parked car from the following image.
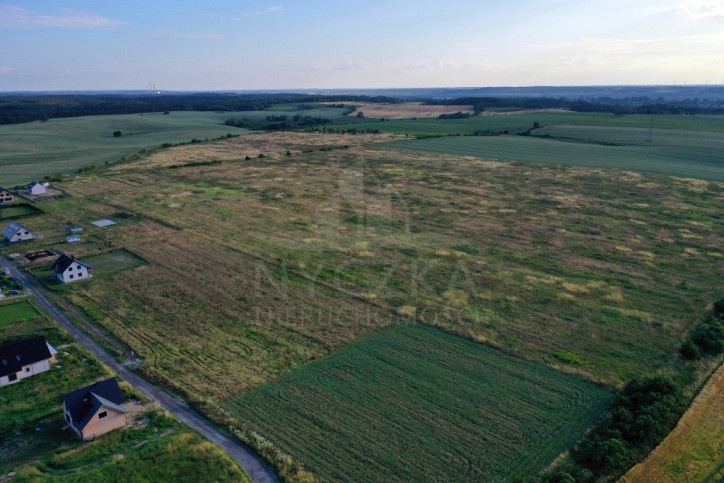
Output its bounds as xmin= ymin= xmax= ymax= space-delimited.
xmin=10 ymin=276 xmax=17 ymax=281
xmin=17 ymin=282 xmax=24 ymax=289
xmin=1 ymin=269 xmax=9 ymax=275
xmin=9 ymin=290 xmax=21 ymax=295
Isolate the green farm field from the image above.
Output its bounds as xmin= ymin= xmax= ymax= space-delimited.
xmin=228 ymin=324 xmax=612 ymax=481
xmin=337 ymin=111 xmax=724 ymax=136
xmin=0 ymin=107 xmax=347 ymax=186
xmin=385 ymin=130 xmax=724 ymax=182
xmin=81 ymin=249 xmax=148 ymax=278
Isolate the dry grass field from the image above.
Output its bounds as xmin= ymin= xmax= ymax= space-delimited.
xmin=11 ymin=130 xmax=722 ymax=480
xmin=18 ymin=131 xmax=721 ymax=400
xmin=347 ymin=102 xmax=474 ymax=119
xmin=623 ymin=361 xmax=724 ymax=483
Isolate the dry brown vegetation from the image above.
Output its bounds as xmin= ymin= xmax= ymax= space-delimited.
xmin=347 ymin=102 xmax=474 ymax=119
xmin=23 ymin=131 xmax=724 ymax=407
xmin=623 ymin=361 xmax=724 ymax=483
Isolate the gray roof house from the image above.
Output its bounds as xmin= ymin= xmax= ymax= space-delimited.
xmin=3 ymin=222 xmax=35 ymax=244
xmin=28 ymin=182 xmax=47 ymax=195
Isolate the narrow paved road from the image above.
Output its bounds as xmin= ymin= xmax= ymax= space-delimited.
xmin=0 ymin=258 xmax=277 ymax=483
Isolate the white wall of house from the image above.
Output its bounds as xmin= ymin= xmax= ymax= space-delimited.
xmin=29 ymin=185 xmax=47 ymax=195
xmin=57 ymin=263 xmax=89 ymax=283
xmin=0 ymin=359 xmax=52 ymax=387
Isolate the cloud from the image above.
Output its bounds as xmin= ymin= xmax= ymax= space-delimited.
xmin=648 ymin=1 xmax=724 ymax=19
xmin=313 ymin=60 xmax=371 ymax=71
xmin=0 ymin=4 xmax=121 ymax=29
xmin=153 ymin=30 xmax=224 ymax=40
xmin=242 ymin=6 xmax=283 ymax=17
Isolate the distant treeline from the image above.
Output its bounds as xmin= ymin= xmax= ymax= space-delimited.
xmin=424 ymin=97 xmax=724 ymax=115
xmin=0 ymin=93 xmax=399 ymax=125
xmin=225 ymin=114 xmax=332 ymax=131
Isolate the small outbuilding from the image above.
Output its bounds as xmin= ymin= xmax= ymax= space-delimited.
xmin=3 ymin=222 xmax=35 ymax=244
xmin=61 ymin=378 xmax=128 ymax=440
xmin=51 ymin=254 xmax=94 ymax=283
xmin=28 ymin=182 xmax=47 ymax=195
xmin=0 ymin=187 xmax=15 ymax=205
xmin=0 ymin=336 xmax=57 ymax=387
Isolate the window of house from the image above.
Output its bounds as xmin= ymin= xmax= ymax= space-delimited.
xmin=68 ymin=266 xmax=73 ymax=271
xmin=69 ymin=274 xmax=74 ymax=279
xmin=98 ymin=411 xmax=108 ymax=419
xmin=8 ymin=373 xmax=17 ymax=381
xmin=26 ymin=367 xmax=30 ymax=372
xmin=16 ymin=355 xmax=21 ymax=361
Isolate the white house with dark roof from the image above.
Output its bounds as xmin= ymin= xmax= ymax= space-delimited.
xmin=28 ymin=182 xmax=47 ymax=195
xmin=51 ymin=254 xmax=94 ymax=283
xmin=3 ymin=222 xmax=35 ymax=244
xmin=0 ymin=336 xmax=57 ymax=387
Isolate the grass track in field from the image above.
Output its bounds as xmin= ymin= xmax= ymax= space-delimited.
xmin=0 ymin=108 xmax=347 ymax=186
xmin=228 ymin=324 xmax=612 ymax=482
xmin=384 ymin=132 xmax=724 ymax=182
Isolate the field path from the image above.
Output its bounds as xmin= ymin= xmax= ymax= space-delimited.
xmin=0 ymin=258 xmax=277 ymax=483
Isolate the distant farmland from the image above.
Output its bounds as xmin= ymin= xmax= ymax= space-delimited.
xmin=227 ymin=324 xmax=612 ymax=482
xmin=385 ymin=130 xmax=724 ymax=182
xmin=0 ymin=107 xmax=348 ymax=186
xmin=336 ymin=112 xmax=724 ymax=136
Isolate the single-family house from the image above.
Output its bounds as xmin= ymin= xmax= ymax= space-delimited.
xmin=51 ymin=254 xmax=94 ymax=283
xmin=3 ymin=222 xmax=35 ymax=244
xmin=0 ymin=187 xmax=15 ymax=205
xmin=62 ymin=378 xmax=128 ymax=440
xmin=0 ymin=336 xmax=58 ymax=387
xmin=28 ymin=182 xmax=47 ymax=195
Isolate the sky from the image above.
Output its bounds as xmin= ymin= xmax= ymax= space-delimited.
xmin=1 ymin=0 xmax=723 ymax=91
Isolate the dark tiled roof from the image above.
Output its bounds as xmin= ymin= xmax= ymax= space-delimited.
xmin=3 ymin=222 xmax=25 ymax=239
xmin=0 ymin=336 xmax=53 ymax=378
xmin=62 ymin=378 xmax=127 ymax=431
xmin=51 ymin=254 xmax=94 ymax=273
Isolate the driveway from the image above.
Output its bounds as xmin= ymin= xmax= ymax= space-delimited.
xmin=0 ymin=258 xmax=277 ymax=483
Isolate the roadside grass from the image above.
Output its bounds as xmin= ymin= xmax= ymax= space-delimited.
xmin=0 ymin=107 xmax=347 ymax=186
xmin=11 ymin=410 xmax=250 ymax=483
xmin=227 ymin=324 xmax=612 ymax=481
xmin=336 ymin=112 xmax=724 ymax=136
xmin=0 ymin=302 xmax=249 ymax=481
xmin=384 ymin=131 xmax=724 ymax=182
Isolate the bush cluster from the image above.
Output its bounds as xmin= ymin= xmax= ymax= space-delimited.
xmin=680 ymin=297 xmax=724 ymax=360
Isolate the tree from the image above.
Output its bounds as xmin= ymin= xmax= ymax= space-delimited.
xmin=113 ymin=131 xmax=122 ymax=137
xmin=356 ymin=111 xmax=364 ymax=118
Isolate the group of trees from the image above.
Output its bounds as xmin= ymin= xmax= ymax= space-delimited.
xmin=225 ymin=114 xmax=331 ymax=131
xmin=0 ymin=93 xmax=397 ymax=126
xmin=438 ymin=111 xmax=471 ymax=119
xmin=424 ymin=96 xmax=724 ymax=116
xmin=680 ymin=298 xmax=724 ymax=359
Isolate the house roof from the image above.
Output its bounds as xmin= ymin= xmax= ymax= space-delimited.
xmin=29 ymin=182 xmax=42 ymax=188
xmin=3 ymin=222 xmax=27 ymax=239
xmin=0 ymin=336 xmax=55 ymax=378
xmin=62 ymin=378 xmax=127 ymax=431
xmin=51 ymin=254 xmax=94 ymax=273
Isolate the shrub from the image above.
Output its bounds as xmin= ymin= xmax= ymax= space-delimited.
xmin=691 ymin=316 xmax=724 ymax=354
xmin=679 ymin=340 xmax=700 ymax=360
